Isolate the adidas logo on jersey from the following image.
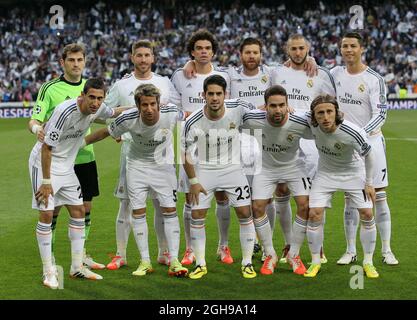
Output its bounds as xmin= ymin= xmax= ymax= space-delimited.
xmin=280 ymin=80 xmax=286 ymax=85
xmin=129 ymin=92 xmax=134 ymax=96
xmin=186 ymin=83 xmax=192 ymax=88
xmin=65 ymin=96 xmax=71 ymax=100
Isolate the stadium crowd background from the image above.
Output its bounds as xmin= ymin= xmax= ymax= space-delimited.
xmin=0 ymin=0 xmax=416 ymax=103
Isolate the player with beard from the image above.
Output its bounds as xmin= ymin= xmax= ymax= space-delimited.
xmin=271 ymin=34 xmax=336 ymax=264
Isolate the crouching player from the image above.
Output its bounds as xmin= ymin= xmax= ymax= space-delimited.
xmin=242 ymin=85 xmax=312 ymax=275
xmin=85 ymin=84 xmax=188 ymax=277
xmin=304 ymin=94 xmax=378 ymax=278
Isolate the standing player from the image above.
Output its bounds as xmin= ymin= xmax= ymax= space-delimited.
xmin=85 ymin=84 xmax=188 ymax=277
xmin=304 ymin=95 xmax=378 ymax=278
xmin=242 ymin=85 xmax=311 ymax=275
xmin=104 ymin=40 xmax=179 ymax=270
xmin=331 ymin=32 xmax=398 ymax=265
xmin=30 ymin=79 xmax=123 ymax=289
xmin=171 ymin=29 xmax=233 ymax=266
xmin=28 ymin=43 xmax=105 ymax=270
xmin=228 ymin=38 xmax=276 ymax=256
xmin=271 ymin=34 xmax=336 ymax=263
xmin=183 ymin=75 xmax=257 ymax=279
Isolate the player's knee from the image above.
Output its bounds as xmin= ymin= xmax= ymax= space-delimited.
xmin=191 ymin=209 xmax=206 ymax=220
xmin=358 ymin=208 xmax=374 ymax=221
xmin=69 ymin=205 xmax=85 ymax=219
xmin=132 ymin=208 xmax=146 ymax=217
xmin=162 ymin=207 xmax=176 ymax=214
xmin=251 ymin=201 xmax=266 ymax=218
xmin=39 ymin=211 xmax=54 ymax=223
xmin=297 ymin=204 xmax=309 ymax=220
xmin=308 ymin=208 xmax=323 ymax=222
xmin=235 ymin=206 xmax=251 ymax=219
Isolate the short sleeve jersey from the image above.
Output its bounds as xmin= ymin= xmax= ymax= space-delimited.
xmin=30 ymin=75 xmax=95 ymax=165
xmin=307 ymin=116 xmax=371 ymax=175
xmin=171 ymin=65 xmax=231 ymax=113
xmin=30 ymin=99 xmax=114 ymax=175
xmin=108 ymin=104 xmax=184 ymax=166
xmin=228 ymin=65 xmax=272 ymax=108
xmin=242 ymin=110 xmax=313 ymax=170
xmin=271 ymin=65 xmax=336 ymax=111
xmin=184 ymin=99 xmax=254 ymax=170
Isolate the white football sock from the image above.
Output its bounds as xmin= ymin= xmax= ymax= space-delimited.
xmin=288 ymin=215 xmax=307 ymax=258
xmin=275 ymin=195 xmax=292 ymax=245
xmin=306 ymin=219 xmax=323 ymax=265
xmin=163 ymin=211 xmax=180 ymax=261
xmin=116 ymin=199 xmax=131 ymax=259
xmin=343 ymin=197 xmax=359 ymax=254
xmin=375 ymin=192 xmax=392 ymax=253
xmin=216 ymin=201 xmax=230 ymax=247
xmin=190 ymin=218 xmax=206 ymax=267
xmin=254 ymin=214 xmax=276 ymax=258
xmin=239 ymin=217 xmax=256 ymax=266
xmin=182 ymin=203 xmax=192 ymax=249
xmin=68 ymin=217 xmax=85 ymax=270
xmin=131 ymin=214 xmax=150 ymax=262
xmin=265 ymin=201 xmax=276 ymax=233
xmin=36 ymin=221 xmax=53 ymax=273
xmin=153 ymin=199 xmax=168 ymax=255
xmin=360 ymin=218 xmax=376 ymax=265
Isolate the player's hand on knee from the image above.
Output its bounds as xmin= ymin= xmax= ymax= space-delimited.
xmin=190 ymin=183 xmax=207 ymax=205
xmin=365 ymin=184 xmax=376 ymax=204
xmin=35 ymin=184 xmax=53 ymax=207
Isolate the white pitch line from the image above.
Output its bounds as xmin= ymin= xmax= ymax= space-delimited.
xmin=386 ymin=138 xmax=417 ymax=141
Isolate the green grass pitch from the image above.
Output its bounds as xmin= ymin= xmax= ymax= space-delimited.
xmin=1 ymin=110 xmax=416 ymax=300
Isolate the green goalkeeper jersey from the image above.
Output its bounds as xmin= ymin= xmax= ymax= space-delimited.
xmin=31 ymin=75 xmax=95 ymax=164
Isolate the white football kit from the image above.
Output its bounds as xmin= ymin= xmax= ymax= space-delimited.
xmin=331 ymin=66 xmax=388 ymax=188
xmin=271 ymin=64 xmax=336 ymax=178
xmin=108 ymin=105 xmax=184 ymax=209
xmin=29 ymin=99 xmax=114 ymax=210
xmin=307 ymin=117 xmax=373 ymax=209
xmin=228 ymin=65 xmax=270 ymax=185
xmin=242 ymin=110 xmax=313 ymax=199
xmin=171 ymin=65 xmax=231 ymax=192
xmin=228 ymin=65 xmax=271 ymax=108
xmin=104 ymin=72 xmax=177 ymax=199
xmin=183 ymin=99 xmax=254 ymax=209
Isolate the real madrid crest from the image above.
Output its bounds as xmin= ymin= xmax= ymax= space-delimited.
xmin=358 ymin=84 xmax=365 ymax=93
xmin=261 ymin=75 xmax=268 ymax=84
xmin=307 ymin=79 xmax=313 ymax=88
xmin=287 ymin=134 xmax=294 ymax=142
xmin=229 ymin=122 xmax=236 ymax=129
xmin=334 ymin=142 xmax=344 ymax=150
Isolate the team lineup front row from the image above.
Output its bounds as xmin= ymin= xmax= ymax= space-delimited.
xmin=31 ymin=74 xmax=389 ymax=289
